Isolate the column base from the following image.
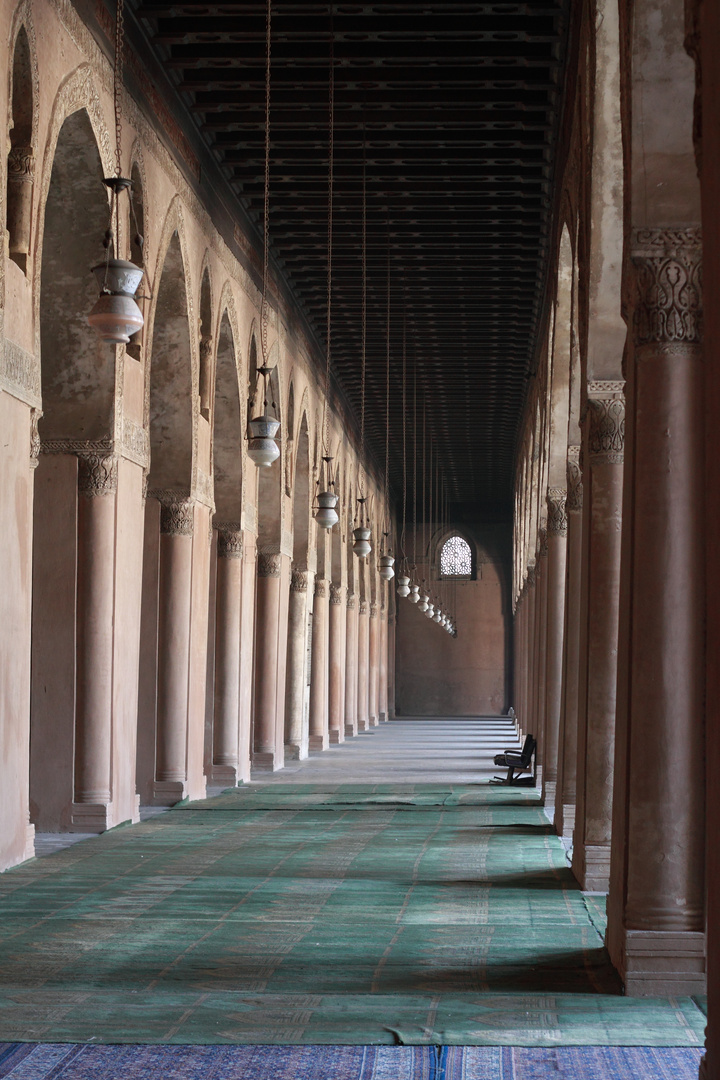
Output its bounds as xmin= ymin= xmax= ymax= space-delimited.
xmin=370 ymin=716 xmax=380 ymax=727
xmin=556 ymin=802 xmax=576 ymax=839
xmin=24 ymin=823 xmax=36 ymax=861
xmin=572 ymin=842 xmax=611 ymax=892
xmin=329 ymin=729 xmax=345 ymax=744
xmin=308 ymin=734 xmax=329 ymax=751
xmin=152 ymin=780 xmax=189 ymax=806
xmin=70 ymin=801 xmax=114 ymax=832
xmin=357 ymin=718 xmax=370 ymax=732
xmin=252 ymin=751 xmax=282 ymax=771
xmin=699 ymin=1055 xmax=707 ymax=1080
xmin=618 ymin=929 xmax=706 ymax=996
xmin=379 ymin=711 xmax=387 ymax=723
xmin=284 ymin=743 xmax=308 ymax=762
xmin=543 ymin=779 xmax=557 ymax=809
xmin=344 ymin=723 xmax=357 ymax=738
xmin=208 ymin=763 xmax=242 ymax=786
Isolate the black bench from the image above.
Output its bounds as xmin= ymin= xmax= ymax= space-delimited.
xmin=491 ymin=734 xmax=536 ymax=785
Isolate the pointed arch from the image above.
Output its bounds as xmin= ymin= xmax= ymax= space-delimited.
xmin=212 ymin=310 xmax=243 ymax=523
xmin=6 ymin=11 xmax=38 ymax=271
xmin=199 ymin=258 xmax=213 ymax=418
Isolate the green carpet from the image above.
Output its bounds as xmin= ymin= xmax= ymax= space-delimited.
xmin=0 ymin=785 xmax=706 ymax=1046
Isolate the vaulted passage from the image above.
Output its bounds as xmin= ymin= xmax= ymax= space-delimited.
xmin=0 ymin=721 xmax=706 ymax=1050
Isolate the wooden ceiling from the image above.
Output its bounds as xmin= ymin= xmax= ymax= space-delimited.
xmin=131 ymin=1 xmax=571 ymax=518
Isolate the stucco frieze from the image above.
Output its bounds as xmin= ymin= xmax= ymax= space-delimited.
xmin=257 ymin=552 xmax=282 ymax=578
xmin=151 ymin=491 xmax=194 ymax=536
xmin=216 ymin=524 xmax=243 ymax=559
xmin=566 ymin=445 xmax=583 ymax=512
xmin=547 ymin=488 xmax=568 ymax=536
xmin=0 ymin=340 xmax=41 ymax=408
xmin=77 ymin=452 xmax=118 ymax=497
xmin=631 ymin=227 xmax=702 ymax=346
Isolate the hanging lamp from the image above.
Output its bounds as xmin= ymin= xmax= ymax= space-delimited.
xmin=396 ymin=317 xmax=411 ymax=598
xmin=247 ymin=0 xmax=280 ymax=468
xmin=314 ymin=26 xmax=341 ymax=529
xmin=377 ymin=244 xmax=395 ymax=583
xmin=87 ymin=0 xmax=143 ymax=344
xmin=379 ymin=533 xmax=395 ymax=580
xmin=353 ymin=132 xmax=372 ymax=561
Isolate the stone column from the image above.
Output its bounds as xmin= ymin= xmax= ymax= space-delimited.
xmin=7 ymin=144 xmax=34 ymax=269
xmin=555 ymin=448 xmax=583 ymax=837
xmin=523 ymin=566 xmax=536 ymax=738
xmin=344 ymin=592 xmax=358 ymax=737
xmin=285 ymin=567 xmax=310 ymax=759
xmin=154 ymin=495 xmax=195 ymax=803
xmin=328 ymin=583 xmax=346 ymax=743
xmin=236 ymin=530 xmax=257 ymax=782
xmin=608 ymin=228 xmax=705 ymax=995
xmin=572 ymin=383 xmax=625 ymax=890
xmin=253 ymin=552 xmax=284 ymax=770
xmin=379 ymin=605 xmax=388 ymax=721
xmin=357 ymin=599 xmax=370 ymax=731
xmin=368 ymin=601 xmax=380 ymax=725
xmin=387 ymin=610 xmax=396 ymax=720
xmin=309 ymin=578 xmax=329 ymax=750
xmin=543 ymin=490 xmax=568 ymax=809
xmin=534 ymin=532 xmax=549 ymax=788
xmin=210 ymin=525 xmax=243 ymax=785
xmin=71 ymin=454 xmax=117 ymax=830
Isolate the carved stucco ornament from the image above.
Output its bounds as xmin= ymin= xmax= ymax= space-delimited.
xmin=257 ymin=552 xmax=281 ymax=578
xmin=631 ymin=228 xmax=702 ymax=346
xmin=346 ymin=592 xmax=357 ymax=611
xmin=359 ymin=599 xmax=369 ymax=615
xmin=29 ymin=408 xmax=42 ymax=469
xmin=216 ymin=523 xmax=242 ymax=558
xmin=547 ymin=488 xmax=568 ymax=536
xmin=566 ymin=445 xmax=583 ymax=512
xmin=314 ymin=578 xmax=328 ymax=598
xmin=330 ymin=584 xmax=344 ymax=605
xmin=584 ymin=382 xmax=625 ymax=465
xmin=291 ymin=568 xmax=309 ymax=592
xmin=154 ymin=493 xmax=194 ymax=536
xmin=77 ymin=453 xmax=118 ymax=497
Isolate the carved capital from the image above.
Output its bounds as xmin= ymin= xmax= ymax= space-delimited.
xmin=314 ymin=577 xmax=328 ymax=598
xmin=566 ymin=445 xmax=583 ymax=512
xmin=359 ymin=599 xmax=369 ymax=615
xmin=631 ymin=228 xmax=702 ymax=346
xmin=258 ymin=552 xmax=281 ymax=578
xmin=584 ymin=384 xmax=625 ymax=465
xmin=156 ymin=494 xmax=194 ymax=536
xmin=216 ymin=523 xmax=243 ymax=558
xmin=291 ymin=568 xmax=309 ymax=592
xmin=346 ymin=592 xmax=357 ymax=611
xmin=77 ymin=453 xmax=118 ymax=497
xmin=30 ymin=408 xmax=42 ymax=469
xmin=537 ymin=527 xmax=548 ymax=560
xmin=370 ymin=602 xmax=378 ymax=618
xmin=8 ymin=145 xmax=34 ymax=183
xmin=526 ymin=563 xmax=536 ymax=588
xmin=330 ymin=584 xmax=344 ymax=605
xmin=547 ymin=488 xmax=568 ymax=536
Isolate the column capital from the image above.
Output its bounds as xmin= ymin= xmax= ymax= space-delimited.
xmin=151 ymin=491 xmax=195 ymax=535
xmin=258 ymin=552 xmax=282 ymax=578
xmin=566 ymin=445 xmax=583 ymax=512
xmin=330 ymin=584 xmax=344 ymax=605
xmin=314 ymin=577 xmax=328 ymax=598
xmin=584 ymin=383 xmax=625 ymax=465
xmin=537 ymin=527 xmax=548 ymax=559
xmin=290 ymin=568 xmax=309 ymax=592
xmin=369 ymin=602 xmax=378 ymax=618
xmin=547 ymin=489 xmax=568 ymax=536
xmin=526 ymin=562 xmax=537 ymax=588
xmin=630 ymin=227 xmax=702 ymax=347
xmin=77 ymin=453 xmax=118 ymax=498
xmin=216 ymin=522 xmax=243 ymax=559
xmin=359 ymin=599 xmax=369 ymax=615
xmin=30 ymin=408 xmax=42 ymax=470
xmin=346 ymin=592 xmax=357 ymax=610
xmin=8 ymin=144 xmax=34 ymax=182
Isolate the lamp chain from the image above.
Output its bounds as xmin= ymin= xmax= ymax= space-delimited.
xmin=321 ymin=23 xmax=334 ymax=470
xmin=384 ymin=238 xmax=390 ymax=531
xmin=360 ymin=131 xmax=367 ymax=490
xmin=401 ymin=315 xmax=407 ymax=564
xmin=261 ymin=0 xmax=272 ymax=368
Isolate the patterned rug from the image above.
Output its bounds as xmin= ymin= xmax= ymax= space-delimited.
xmin=0 ymin=785 xmax=707 ymax=1046
xmin=0 ymin=1043 xmax=705 ymax=1079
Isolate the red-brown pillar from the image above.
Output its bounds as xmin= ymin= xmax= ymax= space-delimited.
xmin=543 ymin=491 xmax=568 ymax=809
xmin=555 ymin=448 xmax=583 ymax=837
xmin=344 ymin=592 xmax=358 ymax=736
xmin=368 ymin=601 xmax=380 ymax=726
xmin=328 ymin=583 xmax=346 ymax=743
xmin=309 ymin=577 xmax=329 ymax=750
xmin=210 ymin=526 xmax=243 ymax=784
xmin=253 ymin=552 xmax=286 ymax=770
xmin=534 ymin=531 xmax=549 ymax=789
xmin=572 ymin=383 xmax=624 ymax=891
xmin=608 ymin=229 xmax=705 ymax=995
xmin=285 ymin=567 xmax=310 ymax=759
xmin=357 ymin=599 xmax=370 ymax=731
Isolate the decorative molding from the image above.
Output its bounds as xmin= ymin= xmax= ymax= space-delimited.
xmin=330 ymin=584 xmax=344 ymax=605
xmin=314 ymin=578 xmax=328 ymax=598
xmin=346 ymin=592 xmax=357 ymax=611
xmin=258 ymin=552 xmax=281 ymax=578
xmin=537 ymin=528 xmax=549 ymax=560
xmin=216 ymin=523 xmax=243 ymax=558
xmin=370 ymin=602 xmax=378 ymax=618
xmin=152 ymin=493 xmax=194 ymax=536
xmin=77 ymin=453 xmax=118 ymax=497
xmin=359 ymin=599 xmax=369 ymax=615
xmin=526 ymin=563 xmax=537 ymax=588
xmin=585 ymin=387 xmax=625 ymax=465
xmin=291 ymin=568 xmax=309 ymax=592
xmin=631 ymin=228 xmax=702 ymax=346
xmin=0 ymin=340 xmax=41 ymax=407
xmin=121 ymin=418 xmax=150 ymax=467
xmin=547 ymin=488 xmax=568 ymax=536
xmin=566 ymin=445 xmax=583 ymax=513
xmin=41 ymin=436 xmax=113 ymax=455
xmin=29 ymin=409 xmax=42 ymax=469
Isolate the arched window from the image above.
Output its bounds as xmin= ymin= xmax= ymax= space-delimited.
xmin=440 ymin=535 xmax=472 ymax=578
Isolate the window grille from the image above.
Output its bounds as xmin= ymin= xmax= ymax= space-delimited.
xmin=440 ymin=535 xmax=472 ymax=577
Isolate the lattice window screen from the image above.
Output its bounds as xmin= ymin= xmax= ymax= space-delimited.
xmin=440 ymin=535 xmax=472 ymax=577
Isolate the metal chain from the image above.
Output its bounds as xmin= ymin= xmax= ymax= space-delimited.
xmin=261 ymin=0 xmax=272 ymax=367
xmin=412 ymin=363 xmax=417 ymax=569
xmin=401 ymin=315 xmax=407 ymax=563
xmin=322 ymin=24 xmax=334 ymax=466
xmin=384 ymin=236 xmax=390 ymax=528
xmin=360 ymin=129 xmax=367 ymax=490
xmin=113 ymin=0 xmax=124 ymax=178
